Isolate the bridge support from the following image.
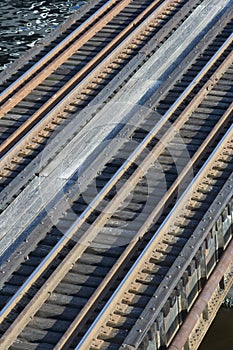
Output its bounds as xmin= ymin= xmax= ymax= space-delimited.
xmin=138 ymin=195 xmax=233 ymax=350
xmin=169 ymin=239 xmax=233 ymax=350
xmin=223 ymin=284 xmax=233 ymax=308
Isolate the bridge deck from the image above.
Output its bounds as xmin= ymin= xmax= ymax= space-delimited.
xmin=0 ymin=0 xmax=232 ymax=349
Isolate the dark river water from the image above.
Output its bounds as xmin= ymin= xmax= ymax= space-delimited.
xmin=0 ymin=1 xmax=232 ymax=348
xmin=199 ymin=307 xmax=233 ymax=350
xmin=0 ymin=0 xmax=86 ymax=71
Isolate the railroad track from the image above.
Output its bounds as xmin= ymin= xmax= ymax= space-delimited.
xmin=0 ymin=0 xmax=194 ymax=152
xmin=0 ymin=0 xmax=232 ymax=260
xmin=0 ymin=0 xmax=230 ymax=210
xmin=0 ymin=14 xmax=232 ymax=347
xmin=75 ymin=126 xmax=233 ymax=350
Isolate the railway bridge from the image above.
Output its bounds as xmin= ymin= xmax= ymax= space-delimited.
xmin=0 ymin=0 xmax=232 ymax=349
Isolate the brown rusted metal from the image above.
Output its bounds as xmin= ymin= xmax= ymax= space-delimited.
xmin=52 ymin=104 xmax=232 ymax=350
xmin=168 ymin=239 xmax=233 ymax=350
xmin=0 ymin=3 xmax=232 ymax=349
xmin=0 ymin=0 xmax=132 ymax=117
xmin=1 ymin=58 xmax=232 ymax=350
xmin=1 ymin=31 xmax=232 ymax=173
xmin=0 ymin=17 xmax=232 ymax=328
xmin=0 ymin=0 xmax=175 ymax=157
xmin=72 ymin=128 xmax=233 ymax=350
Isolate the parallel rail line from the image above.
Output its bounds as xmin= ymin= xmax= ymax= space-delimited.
xmin=0 ymin=1 xmax=232 ymax=213
xmin=76 ymin=126 xmax=233 ymax=350
xmin=0 ymin=27 xmax=232 ymax=349
xmin=0 ymin=1 xmax=232 ymax=349
xmin=0 ymin=0 xmax=189 ymax=155
xmin=0 ymin=0 xmax=202 ymax=200
xmin=0 ymin=0 xmax=122 ymax=106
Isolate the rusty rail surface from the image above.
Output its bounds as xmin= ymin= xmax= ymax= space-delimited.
xmin=75 ymin=125 xmax=233 ymax=350
xmin=0 ymin=0 xmax=211 ymax=210
xmin=0 ymin=0 xmax=124 ymax=107
xmin=1 ymin=34 xmax=231 ymax=322
xmin=0 ymin=0 xmax=180 ymax=157
xmin=0 ymin=33 xmax=232 ymax=348
xmin=0 ymin=11 xmax=231 ymax=165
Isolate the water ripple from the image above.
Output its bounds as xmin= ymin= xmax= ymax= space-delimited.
xmin=0 ymin=0 xmax=86 ymax=71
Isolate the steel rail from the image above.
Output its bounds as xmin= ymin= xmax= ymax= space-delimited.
xmin=0 ymin=0 xmax=133 ymax=116
xmin=1 ymin=26 xmax=231 ymax=168
xmin=0 ymin=35 xmax=231 ymax=323
xmin=45 ymin=34 xmax=233 ymax=348
xmin=119 ymin=149 xmax=233 ymax=349
xmin=0 ymin=3 xmax=231 ymax=212
xmin=0 ymin=0 xmax=121 ymax=106
xmin=75 ymin=125 xmax=233 ymax=350
xmin=0 ymin=42 xmax=232 ymax=348
xmin=0 ymin=0 xmax=199 ymax=163
xmin=52 ymin=101 xmax=233 ymax=350
xmin=0 ymin=0 xmax=177 ymax=156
